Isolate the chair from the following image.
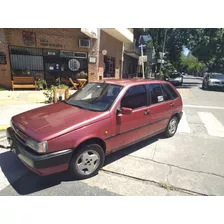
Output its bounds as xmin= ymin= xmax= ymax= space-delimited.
xmin=69 ymin=78 xmax=79 ymax=90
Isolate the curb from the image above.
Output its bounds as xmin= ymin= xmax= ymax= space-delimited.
xmin=0 ymin=126 xmax=9 ymax=131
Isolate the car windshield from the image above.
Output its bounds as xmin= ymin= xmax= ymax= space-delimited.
xmin=169 ymin=73 xmax=181 ymax=78
xmin=65 ymin=82 xmax=123 ymax=112
xmin=210 ymin=74 xmax=224 ymax=79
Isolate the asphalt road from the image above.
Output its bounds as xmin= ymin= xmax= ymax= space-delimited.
xmin=1 ymin=75 xmax=224 ymax=196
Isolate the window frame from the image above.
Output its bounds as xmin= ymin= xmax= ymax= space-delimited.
xmin=161 ymin=83 xmax=178 ymax=101
xmin=120 ymin=84 xmax=149 ymax=111
xmin=147 ymin=83 xmax=165 ymax=105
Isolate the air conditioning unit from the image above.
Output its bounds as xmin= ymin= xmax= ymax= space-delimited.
xmin=79 ymin=39 xmax=90 ymax=48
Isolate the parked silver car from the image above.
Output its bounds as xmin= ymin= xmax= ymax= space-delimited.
xmin=202 ymin=73 xmax=224 ymax=90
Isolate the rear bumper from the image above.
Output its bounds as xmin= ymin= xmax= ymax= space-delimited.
xmin=6 ymin=127 xmax=73 ymax=176
xmin=208 ymin=84 xmax=224 ymax=89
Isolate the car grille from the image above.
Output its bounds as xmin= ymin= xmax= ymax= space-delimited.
xmin=11 ymin=121 xmax=28 ymax=144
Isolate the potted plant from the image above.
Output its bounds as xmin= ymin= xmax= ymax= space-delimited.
xmin=43 ymin=85 xmax=54 ymax=103
xmin=77 ymin=71 xmax=88 ymax=79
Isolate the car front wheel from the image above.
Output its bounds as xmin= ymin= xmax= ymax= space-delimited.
xmin=69 ymin=143 xmax=105 ymax=179
xmin=164 ymin=116 xmax=179 ymax=138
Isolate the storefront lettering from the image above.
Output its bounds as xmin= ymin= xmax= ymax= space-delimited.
xmin=40 ymin=39 xmax=62 ymax=48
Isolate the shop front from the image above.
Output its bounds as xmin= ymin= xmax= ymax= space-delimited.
xmin=9 ymin=46 xmax=88 ymax=87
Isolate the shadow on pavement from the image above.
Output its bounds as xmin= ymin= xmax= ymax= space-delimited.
xmin=0 ymin=134 xmax=161 ymax=195
xmin=104 ymin=135 xmax=159 ymax=166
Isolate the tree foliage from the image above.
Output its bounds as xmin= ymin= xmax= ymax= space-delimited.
xmin=140 ymin=28 xmax=224 ymax=74
xmin=142 ymin=28 xmax=188 ymax=73
xmin=182 ymin=28 xmax=224 ymax=72
xmin=180 ymin=53 xmax=204 ymax=74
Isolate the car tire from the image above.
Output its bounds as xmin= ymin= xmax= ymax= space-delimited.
xmin=69 ymin=143 xmax=105 ymax=180
xmin=164 ymin=116 xmax=179 ymax=138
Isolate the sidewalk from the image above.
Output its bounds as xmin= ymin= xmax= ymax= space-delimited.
xmin=0 ymin=89 xmax=76 ymax=130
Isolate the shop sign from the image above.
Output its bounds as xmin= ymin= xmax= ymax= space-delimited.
xmin=0 ymin=52 xmax=6 ymax=64
xmin=22 ymin=31 xmax=36 ymax=46
xmin=43 ymin=49 xmax=60 ymax=56
xmin=60 ymin=51 xmax=87 ymax=59
xmin=89 ymin=56 xmax=96 ymax=64
xmin=68 ymin=59 xmax=80 ymax=71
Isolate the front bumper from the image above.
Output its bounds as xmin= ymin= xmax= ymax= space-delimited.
xmin=208 ymin=84 xmax=224 ymax=89
xmin=6 ymin=127 xmax=73 ymax=176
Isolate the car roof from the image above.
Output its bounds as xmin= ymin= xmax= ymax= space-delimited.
xmin=93 ymin=79 xmax=166 ymax=87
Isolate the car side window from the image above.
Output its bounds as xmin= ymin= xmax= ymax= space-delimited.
xmin=148 ymin=84 xmax=164 ymax=104
xmin=121 ymin=85 xmax=147 ymax=109
xmin=161 ymin=84 xmax=178 ymax=100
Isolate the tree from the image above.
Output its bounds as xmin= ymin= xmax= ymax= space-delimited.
xmin=141 ymin=28 xmax=189 ymax=74
xmin=184 ymin=28 xmax=224 ymax=72
xmin=180 ymin=53 xmax=204 ymax=74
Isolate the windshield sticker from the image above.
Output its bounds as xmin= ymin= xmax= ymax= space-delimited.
xmin=158 ymin=96 xmax=164 ymax=102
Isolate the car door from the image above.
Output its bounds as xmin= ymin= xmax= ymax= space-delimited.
xmin=112 ymin=84 xmax=151 ymax=150
xmin=147 ymin=83 xmax=175 ymax=135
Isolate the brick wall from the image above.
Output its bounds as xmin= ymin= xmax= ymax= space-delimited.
xmin=4 ymin=28 xmax=89 ymax=52
xmin=88 ymin=29 xmax=100 ymax=82
xmin=0 ymin=29 xmax=11 ymax=88
xmin=99 ymin=30 xmax=123 ymax=79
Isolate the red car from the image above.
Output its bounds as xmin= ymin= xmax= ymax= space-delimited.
xmin=7 ymin=79 xmax=183 ymax=179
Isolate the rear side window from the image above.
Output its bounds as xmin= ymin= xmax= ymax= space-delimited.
xmin=162 ymin=84 xmax=179 ymax=99
xmin=148 ymin=84 xmax=164 ymax=104
xmin=121 ymin=85 xmax=147 ymax=109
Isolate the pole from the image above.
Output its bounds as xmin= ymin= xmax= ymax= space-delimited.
xmin=159 ymin=28 xmax=167 ymax=73
xmin=140 ymin=44 xmax=145 ymax=79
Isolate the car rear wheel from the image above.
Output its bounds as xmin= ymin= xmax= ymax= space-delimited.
xmin=164 ymin=116 xmax=179 ymax=138
xmin=69 ymin=143 xmax=105 ymax=180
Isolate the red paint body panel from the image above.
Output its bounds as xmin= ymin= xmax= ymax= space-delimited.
xmin=10 ymin=79 xmax=183 ymax=176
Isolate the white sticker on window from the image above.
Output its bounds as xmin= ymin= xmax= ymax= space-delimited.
xmin=158 ymin=95 xmax=164 ymax=102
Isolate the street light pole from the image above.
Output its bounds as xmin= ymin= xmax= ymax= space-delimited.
xmin=159 ymin=28 xmax=168 ymax=73
xmin=140 ymin=44 xmax=145 ymax=79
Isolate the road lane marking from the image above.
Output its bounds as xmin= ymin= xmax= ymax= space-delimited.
xmin=177 ymin=111 xmax=191 ymax=133
xmin=184 ymin=105 xmax=224 ymax=110
xmin=198 ymin=112 xmax=224 ymax=138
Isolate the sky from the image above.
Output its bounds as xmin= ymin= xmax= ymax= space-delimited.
xmin=183 ymin=46 xmax=190 ymax=56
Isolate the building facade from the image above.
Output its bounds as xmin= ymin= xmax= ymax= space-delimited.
xmin=0 ymin=28 xmax=134 ymax=89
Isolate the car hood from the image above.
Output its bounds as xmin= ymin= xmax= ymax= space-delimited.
xmin=12 ymin=102 xmax=110 ymax=141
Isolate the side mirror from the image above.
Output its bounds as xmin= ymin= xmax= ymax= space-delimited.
xmin=120 ymin=107 xmax=132 ymax=115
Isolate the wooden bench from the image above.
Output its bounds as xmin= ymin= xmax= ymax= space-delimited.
xmin=11 ymin=77 xmax=36 ymax=90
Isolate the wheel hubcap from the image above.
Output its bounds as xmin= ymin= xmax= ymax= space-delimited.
xmin=75 ymin=150 xmax=100 ymax=175
xmin=168 ymin=118 xmax=177 ymax=134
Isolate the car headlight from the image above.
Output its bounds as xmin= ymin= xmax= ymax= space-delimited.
xmin=175 ymin=77 xmax=181 ymax=81
xmin=26 ymin=138 xmax=48 ymax=153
